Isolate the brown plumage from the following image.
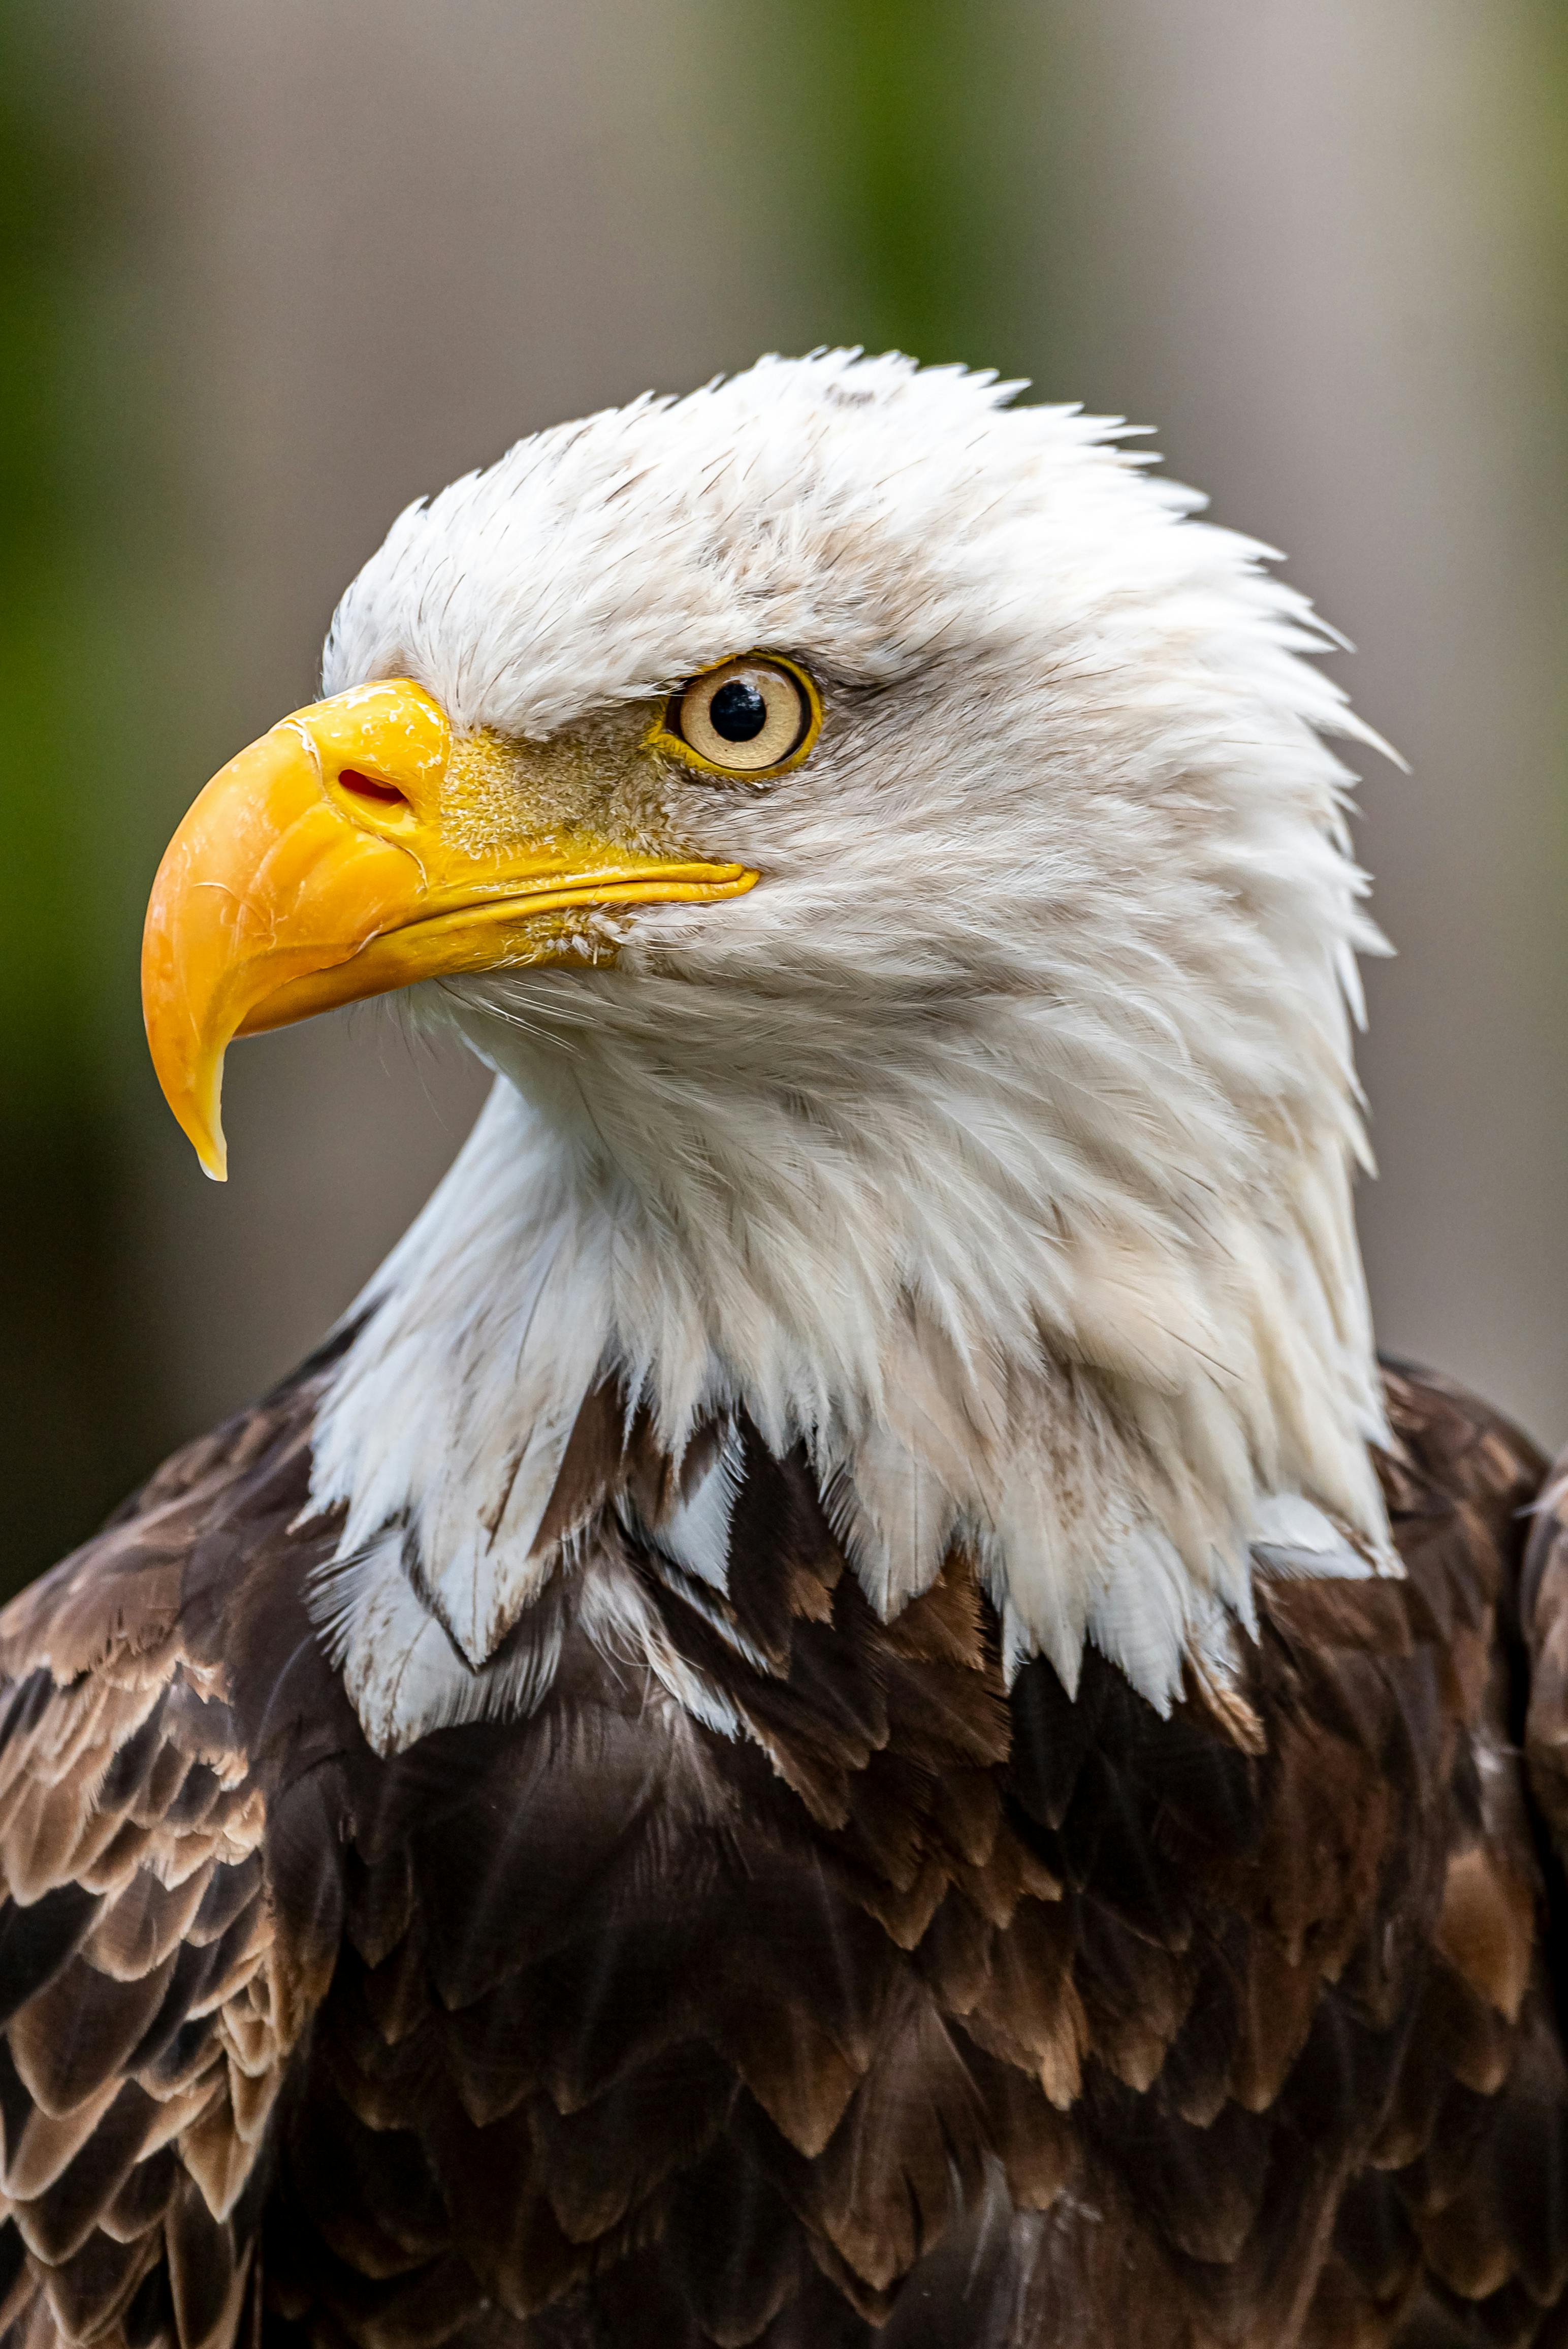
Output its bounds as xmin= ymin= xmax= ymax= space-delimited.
xmin=0 ymin=1357 xmax=1564 ymax=2348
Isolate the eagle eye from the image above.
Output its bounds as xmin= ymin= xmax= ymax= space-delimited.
xmin=656 ymin=655 xmax=820 ymax=778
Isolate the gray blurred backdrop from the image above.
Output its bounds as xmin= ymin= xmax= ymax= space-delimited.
xmin=3 ymin=0 xmax=1564 ymax=1591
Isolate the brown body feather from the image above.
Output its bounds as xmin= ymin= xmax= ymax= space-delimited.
xmin=0 ymin=1360 xmax=1563 ymax=2348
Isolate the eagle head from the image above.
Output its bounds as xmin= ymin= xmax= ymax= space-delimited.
xmin=142 ymin=351 xmax=1395 ymax=1749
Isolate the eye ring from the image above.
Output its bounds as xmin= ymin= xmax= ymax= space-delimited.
xmin=650 ymin=654 xmax=821 ymax=780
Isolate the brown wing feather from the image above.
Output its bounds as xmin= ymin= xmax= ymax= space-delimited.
xmin=0 ymin=1363 xmax=347 ymax=2349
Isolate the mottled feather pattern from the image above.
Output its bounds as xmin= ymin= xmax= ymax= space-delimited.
xmin=0 ymin=1411 xmax=324 ymax=2349
xmin=0 ymin=1362 xmax=1560 ymax=2346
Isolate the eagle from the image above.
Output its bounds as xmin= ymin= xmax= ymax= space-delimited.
xmin=5 ymin=351 xmax=1566 ymax=2349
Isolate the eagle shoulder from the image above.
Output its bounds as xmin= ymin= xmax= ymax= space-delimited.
xmin=0 ymin=1369 xmax=347 ymax=2349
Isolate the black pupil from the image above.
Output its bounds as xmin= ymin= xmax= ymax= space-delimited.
xmin=709 ymin=677 xmax=770 ymax=742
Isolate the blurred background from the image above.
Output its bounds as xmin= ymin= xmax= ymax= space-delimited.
xmin=2 ymin=0 xmax=1564 ymax=1592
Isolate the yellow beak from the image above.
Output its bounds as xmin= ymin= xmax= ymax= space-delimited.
xmin=141 ymin=680 xmax=757 ymax=1179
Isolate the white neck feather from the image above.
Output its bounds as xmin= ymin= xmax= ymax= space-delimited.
xmin=308 ymin=933 xmax=1393 ymax=1750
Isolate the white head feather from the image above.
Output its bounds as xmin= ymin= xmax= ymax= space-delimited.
xmin=304 ymin=350 xmax=1394 ymax=1754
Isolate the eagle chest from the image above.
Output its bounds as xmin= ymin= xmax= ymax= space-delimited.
xmin=250 ymin=1426 xmax=1560 ymax=2349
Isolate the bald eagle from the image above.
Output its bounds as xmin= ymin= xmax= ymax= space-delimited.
xmin=6 ymin=353 xmax=1567 ymax=2349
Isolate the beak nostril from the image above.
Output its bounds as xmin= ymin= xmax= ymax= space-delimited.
xmin=339 ymin=769 xmax=408 ymax=808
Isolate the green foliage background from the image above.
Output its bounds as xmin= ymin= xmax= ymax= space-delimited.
xmin=0 ymin=2 xmax=205 ymax=1576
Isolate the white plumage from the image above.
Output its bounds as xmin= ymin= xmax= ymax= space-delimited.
xmin=305 ymin=350 xmax=1396 ymax=1756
